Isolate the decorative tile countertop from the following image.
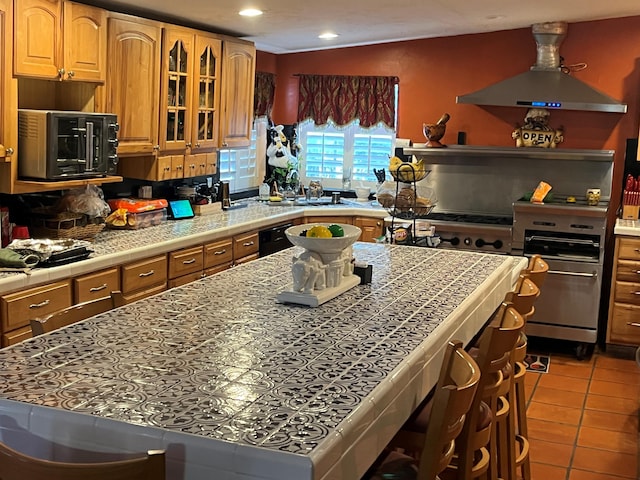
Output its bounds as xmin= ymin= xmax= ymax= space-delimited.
xmin=0 ymin=243 xmax=526 ymax=480
xmin=0 ymin=198 xmax=386 ymax=294
xmin=614 ymin=218 xmax=640 ymax=236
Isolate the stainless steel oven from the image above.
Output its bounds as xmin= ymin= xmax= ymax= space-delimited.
xmin=512 ymin=200 xmax=607 ymax=354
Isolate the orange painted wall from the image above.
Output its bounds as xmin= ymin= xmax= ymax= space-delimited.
xmin=257 ymin=16 xmax=640 ymax=214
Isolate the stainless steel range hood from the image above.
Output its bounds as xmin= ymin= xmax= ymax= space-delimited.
xmin=456 ymin=22 xmax=627 ymax=113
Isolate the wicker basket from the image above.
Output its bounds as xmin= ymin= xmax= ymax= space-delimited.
xmin=30 ymin=208 xmax=105 ymax=240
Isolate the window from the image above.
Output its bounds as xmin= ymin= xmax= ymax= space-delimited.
xmin=219 ymin=117 xmax=267 ymax=193
xmin=298 ymin=119 xmax=395 ymax=189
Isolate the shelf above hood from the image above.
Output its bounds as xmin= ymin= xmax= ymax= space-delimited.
xmin=456 ymin=22 xmax=627 ymax=114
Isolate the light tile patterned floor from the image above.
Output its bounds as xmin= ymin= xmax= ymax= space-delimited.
xmin=525 ymin=344 xmax=640 ymax=480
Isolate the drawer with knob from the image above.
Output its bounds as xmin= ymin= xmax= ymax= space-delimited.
xmin=74 ymin=267 xmax=120 ymax=303
xmin=1 ymin=280 xmax=72 ymax=332
xmin=617 ymin=237 xmax=640 ymax=260
xmin=121 ymin=255 xmax=168 ymax=293
xmin=169 ymin=246 xmax=204 ymax=279
xmin=204 ymin=238 xmax=233 ymax=269
xmin=233 ymin=232 xmax=259 ymax=260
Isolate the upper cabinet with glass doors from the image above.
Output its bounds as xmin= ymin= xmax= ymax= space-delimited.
xmin=192 ymin=33 xmax=221 ymax=153
xmin=159 ymin=27 xmax=193 ymax=152
xmin=159 ymin=28 xmax=221 ymax=158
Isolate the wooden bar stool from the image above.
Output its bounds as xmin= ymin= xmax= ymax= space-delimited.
xmin=387 ymin=303 xmax=524 ymax=480
xmin=522 ymin=254 xmax=548 ymax=289
xmin=368 ymin=340 xmax=481 ymax=480
xmin=498 ymin=275 xmax=542 ymax=480
xmin=30 ymin=291 xmax=124 ymax=337
xmin=0 ymin=440 xmax=165 ymax=480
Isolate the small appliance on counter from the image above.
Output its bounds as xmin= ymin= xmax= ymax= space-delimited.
xmin=18 ymin=109 xmax=119 ymax=180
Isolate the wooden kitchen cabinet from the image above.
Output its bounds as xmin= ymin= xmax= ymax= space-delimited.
xmin=306 ymin=216 xmax=352 ymax=225
xmin=191 ymin=33 xmax=221 ymax=152
xmin=0 ymin=0 xmax=17 ymax=192
xmin=204 ymin=238 xmax=233 ymax=269
xmin=169 ymin=245 xmax=204 ymax=280
xmin=219 ymin=39 xmax=255 ymax=148
xmin=14 ymin=0 xmax=106 ymax=81
xmin=106 ymin=13 xmax=162 ymax=156
xmin=159 ymin=26 xmax=194 ymax=153
xmin=119 ymin=26 xmax=220 ymax=180
xmin=354 ymin=216 xmax=384 ymax=242
xmin=607 ymin=236 xmax=640 ymax=345
xmin=233 ymin=231 xmax=259 ymax=264
xmin=0 ymin=280 xmax=72 ymax=346
xmin=73 ymin=267 xmax=120 ymax=303
xmin=120 ymin=254 xmax=167 ymax=303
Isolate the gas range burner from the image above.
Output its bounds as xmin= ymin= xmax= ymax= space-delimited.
xmin=425 ymin=212 xmax=514 ymax=226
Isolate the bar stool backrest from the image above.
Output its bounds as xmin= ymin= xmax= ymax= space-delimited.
xmin=0 ymin=441 xmax=165 ymax=480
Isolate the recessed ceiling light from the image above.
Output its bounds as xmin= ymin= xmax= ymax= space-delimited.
xmin=239 ymin=8 xmax=263 ymax=17
xmin=318 ymin=32 xmax=339 ymax=40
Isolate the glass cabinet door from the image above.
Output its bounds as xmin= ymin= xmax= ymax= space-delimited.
xmin=192 ymin=35 xmax=221 ymax=150
xmin=166 ymin=40 xmax=187 ymax=144
xmin=160 ymin=29 xmax=192 ymax=152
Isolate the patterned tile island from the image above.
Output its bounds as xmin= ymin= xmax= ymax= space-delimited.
xmin=0 ymin=243 xmax=526 ymax=480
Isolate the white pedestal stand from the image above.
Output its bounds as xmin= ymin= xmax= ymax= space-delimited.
xmin=276 ymin=246 xmax=360 ymax=307
xmin=277 ymin=274 xmax=360 ymax=307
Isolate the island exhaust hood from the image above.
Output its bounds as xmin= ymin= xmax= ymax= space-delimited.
xmin=456 ymin=22 xmax=627 ymax=113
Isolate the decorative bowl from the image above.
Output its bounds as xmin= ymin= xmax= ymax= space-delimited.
xmin=423 ymin=123 xmax=446 ymax=148
xmin=285 ymin=223 xmax=362 ymax=254
xmin=355 ymin=187 xmax=370 ymax=201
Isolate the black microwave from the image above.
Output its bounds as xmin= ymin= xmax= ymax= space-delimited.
xmin=18 ymin=109 xmax=119 ymax=180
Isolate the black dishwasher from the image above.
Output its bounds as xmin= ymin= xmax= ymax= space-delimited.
xmin=259 ymin=223 xmax=294 ymax=256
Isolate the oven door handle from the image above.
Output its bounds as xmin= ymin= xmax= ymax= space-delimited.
xmin=548 ymin=270 xmax=598 ymax=278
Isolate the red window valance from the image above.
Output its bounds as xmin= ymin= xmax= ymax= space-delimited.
xmin=297 ymin=74 xmax=398 ymax=128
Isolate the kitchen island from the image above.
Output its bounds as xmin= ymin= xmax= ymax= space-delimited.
xmin=0 ymin=242 xmax=526 ymax=480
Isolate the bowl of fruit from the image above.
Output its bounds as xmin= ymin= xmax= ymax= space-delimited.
xmin=285 ymin=223 xmax=362 ymax=254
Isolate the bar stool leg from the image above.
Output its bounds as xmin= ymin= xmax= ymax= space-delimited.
xmin=513 ymin=360 xmax=531 ymax=480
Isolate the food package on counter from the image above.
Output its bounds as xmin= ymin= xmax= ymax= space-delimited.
xmin=530 ymin=181 xmax=552 ymax=204
xmin=107 ymin=198 xmax=168 ymax=213
xmin=106 ymin=208 xmax=167 ymax=229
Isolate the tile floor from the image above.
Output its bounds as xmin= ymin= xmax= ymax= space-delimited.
xmin=525 ymin=342 xmax=639 ymax=480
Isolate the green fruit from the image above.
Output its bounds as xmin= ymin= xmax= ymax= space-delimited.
xmin=328 ymin=224 xmax=344 ymax=237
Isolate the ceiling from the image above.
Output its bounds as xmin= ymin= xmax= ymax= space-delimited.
xmin=95 ymin=0 xmax=640 ymax=54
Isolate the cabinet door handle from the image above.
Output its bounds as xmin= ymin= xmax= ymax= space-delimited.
xmin=635 ymin=248 xmax=640 ymax=253
xmin=182 ymin=258 xmax=196 ymax=265
xmin=186 ymin=142 xmax=192 ymax=148
xmin=632 ymin=270 xmax=640 ymax=274
xmin=67 ymin=70 xmax=75 ymax=79
xmin=89 ymin=283 xmax=108 ymax=292
xmin=29 ymin=299 xmax=50 ymax=309
xmin=214 ymin=249 xmax=227 ymax=255
xmin=243 ymin=241 xmax=255 ymax=247
xmin=627 ymin=322 xmax=640 ymax=328
xmin=57 ymin=68 xmax=65 ymax=79
xmin=5 ymin=147 xmax=13 ymax=156
xmin=139 ymin=270 xmax=155 ymax=277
